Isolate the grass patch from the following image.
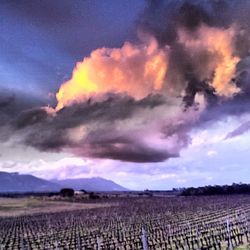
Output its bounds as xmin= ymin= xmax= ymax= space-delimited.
xmin=234 ymin=245 xmax=250 ymax=250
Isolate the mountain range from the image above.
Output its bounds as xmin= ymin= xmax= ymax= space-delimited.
xmin=53 ymin=177 xmax=128 ymax=192
xmin=0 ymin=171 xmax=127 ymax=193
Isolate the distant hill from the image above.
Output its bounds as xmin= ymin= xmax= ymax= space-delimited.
xmin=0 ymin=171 xmax=60 ymax=193
xmin=0 ymin=171 xmax=128 ymax=193
xmin=53 ymin=177 xmax=128 ymax=191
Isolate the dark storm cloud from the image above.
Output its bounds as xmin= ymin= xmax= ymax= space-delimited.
xmin=80 ymin=143 xmax=174 ymax=163
xmin=73 ymin=131 xmax=176 ymax=163
xmin=0 ymin=93 xmax=16 ymax=127
xmin=0 ymin=89 xmax=47 ymax=144
xmin=9 ymin=93 xmax=186 ymax=162
xmin=138 ymin=0 xmax=250 ymax=46
xmin=3 ymin=0 xmax=250 ymax=164
xmin=198 ymin=62 xmax=250 ymax=126
xmin=0 ymin=89 xmax=46 ymax=126
xmin=56 ymin=93 xmax=165 ymax=127
xmin=138 ymin=0 xmax=250 ymax=107
xmin=225 ymin=121 xmax=250 ymax=140
xmin=15 ymin=108 xmax=48 ymax=129
xmin=14 ymin=93 xmax=165 ymax=130
xmin=138 ymin=0 xmax=212 ymax=46
xmin=194 ymin=82 xmax=250 ymax=131
xmin=0 ymin=93 xmax=14 ymax=109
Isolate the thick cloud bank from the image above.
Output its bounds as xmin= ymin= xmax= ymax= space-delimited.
xmin=2 ymin=0 xmax=250 ymax=163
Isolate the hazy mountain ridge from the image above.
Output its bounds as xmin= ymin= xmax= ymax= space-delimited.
xmin=0 ymin=171 xmax=60 ymax=192
xmin=53 ymin=177 xmax=128 ymax=191
xmin=0 ymin=172 xmax=127 ymax=192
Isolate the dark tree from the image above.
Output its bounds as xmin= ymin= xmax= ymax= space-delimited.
xmin=89 ymin=192 xmax=100 ymax=199
xmin=60 ymin=188 xmax=74 ymax=197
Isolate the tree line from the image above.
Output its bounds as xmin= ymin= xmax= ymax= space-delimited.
xmin=181 ymin=183 xmax=250 ymax=196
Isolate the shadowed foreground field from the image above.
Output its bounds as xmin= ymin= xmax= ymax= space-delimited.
xmin=0 ymin=197 xmax=115 ymax=217
xmin=0 ymin=195 xmax=249 ymax=249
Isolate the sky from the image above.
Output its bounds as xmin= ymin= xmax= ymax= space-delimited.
xmin=0 ymin=0 xmax=250 ymax=190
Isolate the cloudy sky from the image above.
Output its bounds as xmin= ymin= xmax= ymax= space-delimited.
xmin=0 ymin=0 xmax=250 ymax=190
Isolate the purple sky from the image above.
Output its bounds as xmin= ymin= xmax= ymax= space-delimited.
xmin=0 ymin=0 xmax=250 ymax=190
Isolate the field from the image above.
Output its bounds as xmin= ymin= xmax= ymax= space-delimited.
xmin=0 ymin=195 xmax=249 ymax=249
xmin=0 ymin=198 xmax=114 ymax=217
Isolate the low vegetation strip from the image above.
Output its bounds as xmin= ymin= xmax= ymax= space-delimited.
xmin=181 ymin=183 xmax=250 ymax=196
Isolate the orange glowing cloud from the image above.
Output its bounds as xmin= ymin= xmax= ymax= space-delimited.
xmin=56 ymin=39 xmax=168 ymax=110
xmin=178 ymin=25 xmax=240 ymax=97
